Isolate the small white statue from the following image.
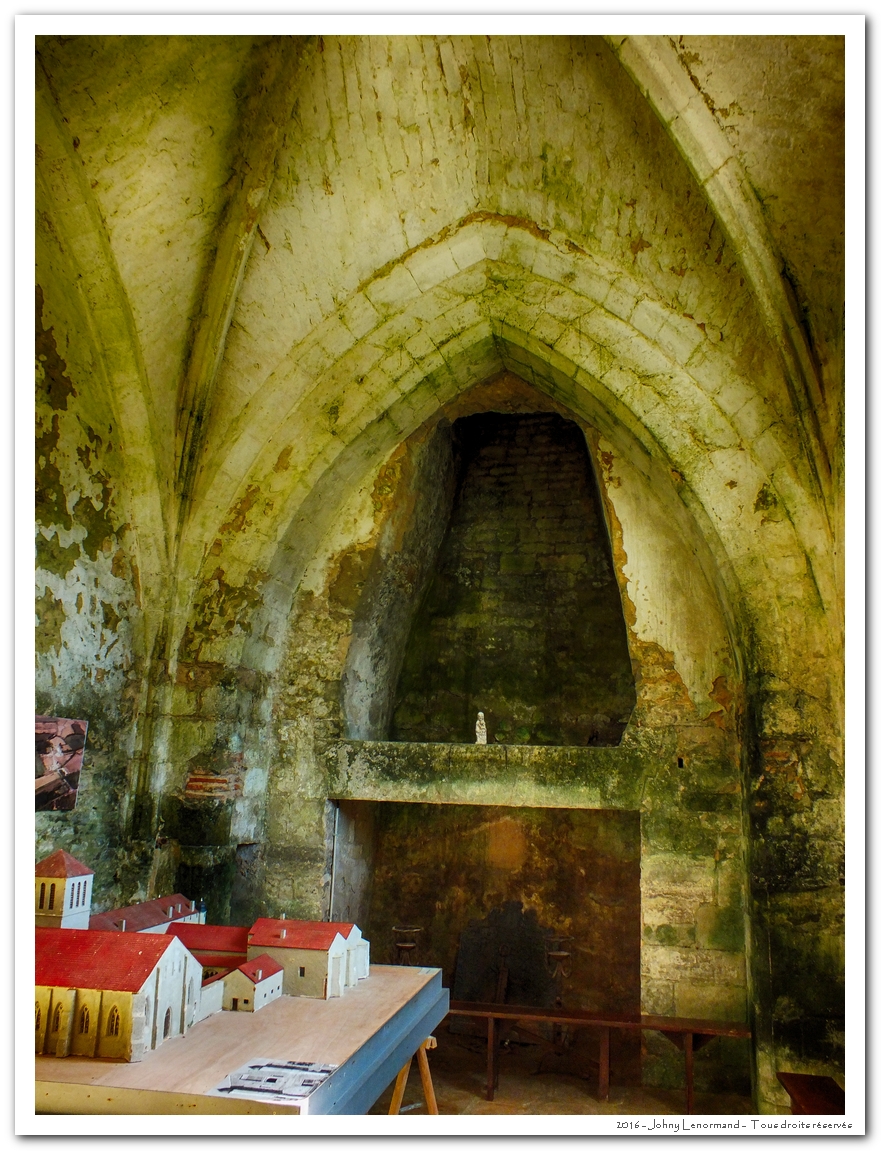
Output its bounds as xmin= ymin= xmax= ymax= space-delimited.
xmin=475 ymin=711 xmax=487 ymax=745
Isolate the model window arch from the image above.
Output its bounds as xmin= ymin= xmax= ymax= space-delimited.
xmin=52 ymin=1003 xmax=63 ymax=1032
xmin=79 ymin=1005 xmax=90 ymax=1034
xmin=35 ymin=1003 xmax=41 ymax=1030
xmin=163 ymin=1007 xmax=171 ymax=1038
xmin=106 ymin=1006 xmax=120 ymax=1037
xmin=39 ymin=882 xmax=45 ymax=909
xmin=48 ymin=883 xmax=55 ymax=910
xmin=69 ymin=883 xmax=75 ymax=908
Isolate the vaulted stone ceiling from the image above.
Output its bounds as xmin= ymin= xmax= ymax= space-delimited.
xmin=36 ymin=34 xmax=844 ymax=627
xmin=36 ymin=35 xmax=846 ymax=1112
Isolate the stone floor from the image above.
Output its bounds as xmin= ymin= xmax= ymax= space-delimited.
xmin=369 ymin=1023 xmax=754 ymax=1117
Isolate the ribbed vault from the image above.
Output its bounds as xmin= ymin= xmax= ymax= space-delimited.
xmin=35 ymin=32 xmax=846 ymax=1113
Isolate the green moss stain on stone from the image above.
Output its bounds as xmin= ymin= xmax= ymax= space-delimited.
xmin=36 ymin=415 xmax=74 ymax=534
xmin=329 ymin=548 xmax=375 ymax=611
xmin=696 ymin=900 xmax=745 ymax=951
xmin=35 ymin=589 xmax=65 ymax=655
xmin=36 ymin=285 xmax=77 ymax=412
xmin=180 ymin=566 xmax=271 ymax=661
xmin=74 ymin=473 xmax=119 ymax=562
xmin=36 ymin=530 xmax=80 ymax=579
xmin=101 ymin=600 xmax=121 ymax=633
xmin=646 ymin=922 xmax=697 ymax=948
xmin=175 ymin=850 xmax=237 ymax=928
xmin=754 ymin=889 xmax=844 ymax=1067
xmin=160 ymin=794 xmax=234 ymax=849
xmin=681 ymin=788 xmax=741 ymax=814
xmin=35 ymin=273 xmax=149 ymax=918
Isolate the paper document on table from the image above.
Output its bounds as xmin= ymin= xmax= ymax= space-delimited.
xmin=208 ymin=1057 xmax=338 ymax=1111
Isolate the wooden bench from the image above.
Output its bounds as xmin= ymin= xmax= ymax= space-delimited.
xmin=448 ymin=1000 xmax=751 ymax=1114
xmin=777 ymin=1072 xmax=845 ymax=1114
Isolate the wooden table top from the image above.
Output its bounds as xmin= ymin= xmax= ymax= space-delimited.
xmin=37 ymin=965 xmax=438 ymax=1099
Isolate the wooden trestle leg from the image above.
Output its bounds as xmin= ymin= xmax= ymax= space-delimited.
xmin=388 ymin=1037 xmax=439 ymax=1115
xmin=416 ymin=1038 xmax=439 ymax=1114
xmin=388 ymin=1059 xmax=411 ymax=1114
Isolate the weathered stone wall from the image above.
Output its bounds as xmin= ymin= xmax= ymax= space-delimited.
xmin=391 ymin=412 xmax=636 ymax=746
xmin=34 ymin=33 xmax=845 ymax=1112
xmin=35 ymin=282 xmax=154 ymax=910
xmin=340 ymin=422 xmax=459 ymax=740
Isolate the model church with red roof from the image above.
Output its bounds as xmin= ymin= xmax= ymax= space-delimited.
xmin=35 ymin=849 xmax=371 ymax=1061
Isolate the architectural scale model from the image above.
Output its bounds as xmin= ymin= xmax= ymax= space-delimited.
xmin=89 ymin=895 xmax=204 ymax=934
xmin=247 ymin=918 xmax=370 ymax=999
xmin=166 ymin=922 xmax=250 ymax=978
xmin=34 ymin=851 xmax=372 ymax=1058
xmin=209 ymin=954 xmax=285 ymax=1013
xmin=35 ymin=850 xmax=94 ymax=930
xmin=35 ymin=926 xmax=212 ymax=1061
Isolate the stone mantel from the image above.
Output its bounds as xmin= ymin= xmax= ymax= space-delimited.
xmin=322 ymin=738 xmax=676 ymax=810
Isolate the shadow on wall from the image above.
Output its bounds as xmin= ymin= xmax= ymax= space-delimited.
xmin=362 ymin=801 xmax=643 ymax=1086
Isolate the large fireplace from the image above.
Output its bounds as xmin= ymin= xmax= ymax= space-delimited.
xmin=331 ymin=407 xmax=643 ymax=1078
xmin=329 ymin=799 xmax=642 ymax=1081
xmin=281 ymin=390 xmax=749 ymax=1098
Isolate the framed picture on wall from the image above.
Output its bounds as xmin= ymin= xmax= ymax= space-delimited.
xmin=35 ymin=716 xmax=88 ymax=812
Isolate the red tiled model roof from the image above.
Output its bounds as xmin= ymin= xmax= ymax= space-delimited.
xmin=35 ymin=850 xmax=93 ymax=878
xmin=166 ymin=923 xmax=249 ymax=955
xmin=237 ymin=954 xmax=284 ymax=984
xmin=194 ymin=956 xmax=238 ymax=975
xmin=248 ymin=918 xmax=354 ymax=951
xmin=89 ymin=894 xmax=196 ymax=933
xmin=36 ymin=927 xmax=188 ymax=992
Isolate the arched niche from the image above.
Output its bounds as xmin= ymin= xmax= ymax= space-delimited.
xmin=341 ymin=402 xmax=637 ymax=747
xmin=274 ymin=368 xmax=741 ymax=759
